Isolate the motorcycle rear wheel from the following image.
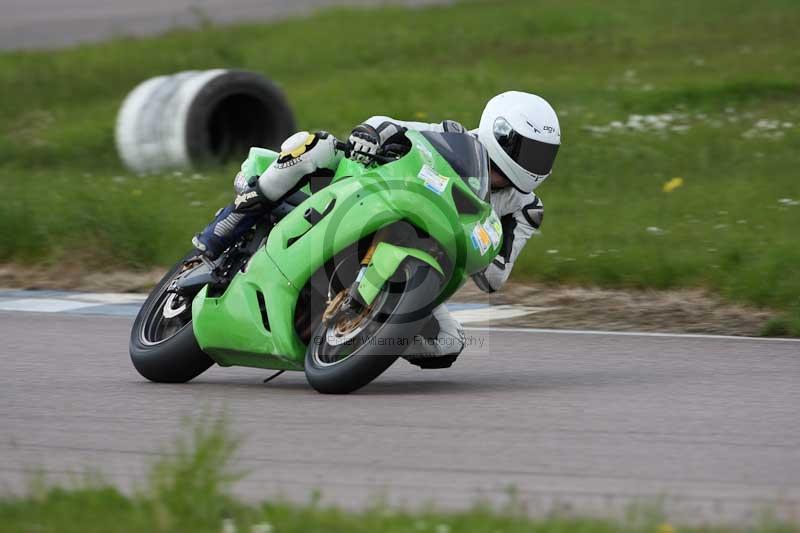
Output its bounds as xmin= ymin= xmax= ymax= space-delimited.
xmin=305 ymin=258 xmax=442 ymax=394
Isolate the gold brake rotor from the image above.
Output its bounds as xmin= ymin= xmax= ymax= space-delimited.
xmin=322 ymin=290 xmax=347 ymax=324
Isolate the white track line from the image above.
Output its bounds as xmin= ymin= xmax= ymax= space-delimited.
xmin=451 ymin=305 xmax=551 ymax=325
xmin=464 ymin=326 xmax=800 ymax=343
xmin=63 ymin=293 xmax=147 ymax=304
xmin=0 ymin=298 xmax=97 ymax=313
xmin=1 ymin=290 xmax=797 ymax=343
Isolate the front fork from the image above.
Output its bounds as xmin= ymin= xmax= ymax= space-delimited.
xmin=349 ymin=240 xmax=379 ymax=307
xmin=353 ymin=243 xmax=443 ymax=307
xmin=321 ymin=240 xmax=377 ymax=325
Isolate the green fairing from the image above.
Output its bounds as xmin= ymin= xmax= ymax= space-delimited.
xmin=241 ymin=147 xmax=279 ymax=178
xmin=192 ymin=130 xmax=501 ymax=370
xmin=357 ymin=243 xmax=443 ymax=305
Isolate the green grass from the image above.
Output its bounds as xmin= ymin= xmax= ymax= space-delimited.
xmin=1 ymin=417 xmax=795 ymax=533
xmin=1 ymin=0 xmax=799 ymax=331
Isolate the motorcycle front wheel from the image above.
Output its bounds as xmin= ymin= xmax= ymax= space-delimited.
xmin=305 ymin=258 xmax=443 ymax=394
xmin=129 ymin=252 xmax=214 ymax=383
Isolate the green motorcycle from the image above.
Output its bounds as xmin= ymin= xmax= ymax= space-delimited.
xmin=130 ymin=130 xmax=502 ymax=393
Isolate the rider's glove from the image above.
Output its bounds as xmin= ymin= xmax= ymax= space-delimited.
xmin=348 ymin=124 xmax=381 ymax=164
xmin=348 ymin=121 xmax=408 ymax=164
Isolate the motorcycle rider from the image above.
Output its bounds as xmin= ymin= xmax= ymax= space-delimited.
xmin=192 ymin=91 xmax=561 ymax=367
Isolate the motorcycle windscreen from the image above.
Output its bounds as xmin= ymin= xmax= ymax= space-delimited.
xmin=421 ymin=131 xmax=490 ymax=201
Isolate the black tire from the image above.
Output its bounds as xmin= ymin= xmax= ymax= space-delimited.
xmin=305 ymin=259 xmax=443 ymax=394
xmin=130 ymin=253 xmax=214 ymax=383
xmin=184 ymin=70 xmax=296 ymax=165
xmin=116 ymin=69 xmax=296 ymax=173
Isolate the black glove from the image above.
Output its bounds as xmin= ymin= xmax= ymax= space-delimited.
xmin=348 ymin=124 xmax=381 ymax=164
xmin=347 ymin=121 xmax=408 ymax=164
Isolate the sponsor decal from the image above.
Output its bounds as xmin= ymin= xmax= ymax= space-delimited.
xmin=275 ymin=157 xmax=301 ymax=170
xmin=417 ymin=165 xmax=449 ymax=195
xmin=483 ymin=215 xmax=502 ymax=248
xmin=471 ymin=223 xmax=491 ymax=255
xmin=234 ymin=190 xmax=259 ymax=207
xmin=526 ymin=120 xmax=542 ymax=134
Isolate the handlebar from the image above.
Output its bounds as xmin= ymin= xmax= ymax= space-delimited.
xmin=335 ymin=140 xmax=350 ymax=154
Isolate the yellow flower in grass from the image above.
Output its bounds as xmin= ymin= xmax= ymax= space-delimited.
xmin=662 ymin=177 xmax=684 ymax=192
xmin=657 ymin=523 xmax=676 ymax=533
xmin=414 ymin=111 xmax=429 ymax=119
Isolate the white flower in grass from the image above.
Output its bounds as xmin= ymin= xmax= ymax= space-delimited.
xmin=756 ymin=119 xmax=780 ymax=130
xmin=435 ymin=525 xmax=451 ymax=533
xmin=778 ymin=198 xmax=799 ymax=206
xmin=222 ymin=518 xmax=237 ymax=533
xmin=646 ymin=226 xmax=665 ymax=235
xmin=251 ymin=523 xmax=273 ymax=533
xmin=547 ymin=249 xmax=559 ymax=254
xmin=743 ymin=119 xmax=792 ymax=139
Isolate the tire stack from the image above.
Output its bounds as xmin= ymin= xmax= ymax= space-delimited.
xmin=116 ymin=69 xmax=295 ymax=173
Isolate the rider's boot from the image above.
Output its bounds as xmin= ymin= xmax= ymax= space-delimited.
xmin=192 ymin=182 xmax=272 ymax=259
xmin=403 ymin=304 xmax=466 ymax=369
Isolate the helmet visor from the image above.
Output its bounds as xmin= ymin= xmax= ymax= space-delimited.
xmin=493 ymin=117 xmax=559 ymax=176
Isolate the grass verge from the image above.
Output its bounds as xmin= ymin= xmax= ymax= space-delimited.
xmin=1 ymin=0 xmax=799 ymax=332
xmin=1 ymin=417 xmax=795 ymax=533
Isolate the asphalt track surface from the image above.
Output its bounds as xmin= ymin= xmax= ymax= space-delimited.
xmin=0 ymin=0 xmax=449 ymax=49
xmin=2 ymin=311 xmax=799 ymax=524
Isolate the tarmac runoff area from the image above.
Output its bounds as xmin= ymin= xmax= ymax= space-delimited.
xmin=1 ymin=289 xmax=799 ymax=524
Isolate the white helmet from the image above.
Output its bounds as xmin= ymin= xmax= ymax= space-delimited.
xmin=478 ymin=91 xmax=561 ymax=193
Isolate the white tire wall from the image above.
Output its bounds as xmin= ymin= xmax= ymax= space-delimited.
xmin=115 ymin=70 xmax=296 ymax=173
